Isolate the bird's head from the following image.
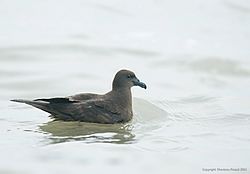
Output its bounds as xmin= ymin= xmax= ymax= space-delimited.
xmin=112 ymin=69 xmax=147 ymax=90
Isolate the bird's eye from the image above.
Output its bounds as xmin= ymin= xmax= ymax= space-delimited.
xmin=127 ymin=75 xmax=132 ymax=78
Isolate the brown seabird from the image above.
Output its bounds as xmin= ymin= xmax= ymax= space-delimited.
xmin=11 ymin=69 xmax=147 ymax=124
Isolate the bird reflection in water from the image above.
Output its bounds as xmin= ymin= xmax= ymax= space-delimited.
xmin=40 ymin=120 xmax=135 ymax=144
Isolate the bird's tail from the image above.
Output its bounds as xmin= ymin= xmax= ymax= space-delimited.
xmin=11 ymin=99 xmax=33 ymax=103
xmin=11 ymin=99 xmax=47 ymax=106
xmin=10 ymin=99 xmax=53 ymax=114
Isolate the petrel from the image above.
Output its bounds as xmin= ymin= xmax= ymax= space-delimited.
xmin=11 ymin=70 xmax=147 ymax=124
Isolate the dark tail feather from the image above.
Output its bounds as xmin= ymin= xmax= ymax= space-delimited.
xmin=10 ymin=99 xmax=55 ymax=114
xmin=11 ymin=99 xmax=39 ymax=103
xmin=10 ymin=99 xmax=74 ymax=121
xmin=11 ymin=99 xmax=48 ymax=106
xmin=11 ymin=99 xmax=25 ymax=103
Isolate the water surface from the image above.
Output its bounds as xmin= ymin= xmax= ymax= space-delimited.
xmin=1 ymin=0 xmax=250 ymax=173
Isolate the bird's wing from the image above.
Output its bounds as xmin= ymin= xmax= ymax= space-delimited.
xmin=12 ymin=97 xmax=123 ymax=123
xmin=34 ymin=97 xmax=77 ymax=103
xmin=69 ymin=93 xmax=101 ymax=101
xmin=34 ymin=92 xmax=101 ymax=103
xmin=48 ymin=99 xmax=123 ymax=123
xmin=93 ymin=99 xmax=121 ymax=115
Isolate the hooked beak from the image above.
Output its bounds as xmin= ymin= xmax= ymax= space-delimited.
xmin=132 ymin=78 xmax=147 ymax=89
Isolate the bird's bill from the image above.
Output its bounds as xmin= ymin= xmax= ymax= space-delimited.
xmin=132 ymin=78 xmax=147 ymax=89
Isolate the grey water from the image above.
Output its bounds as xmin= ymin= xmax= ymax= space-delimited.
xmin=1 ymin=0 xmax=250 ymax=174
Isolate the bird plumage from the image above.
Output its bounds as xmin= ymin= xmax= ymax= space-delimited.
xmin=11 ymin=69 xmax=146 ymax=124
